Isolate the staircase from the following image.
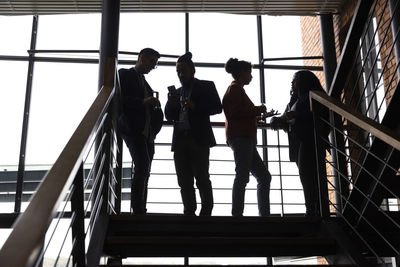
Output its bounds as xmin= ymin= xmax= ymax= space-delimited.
xmin=99 ymin=214 xmax=364 ymax=266
xmin=341 ymin=81 xmax=400 ymax=257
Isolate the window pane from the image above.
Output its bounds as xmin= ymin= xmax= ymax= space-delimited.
xmin=26 ymin=62 xmax=98 ymax=166
xmin=195 ymin=66 xmax=261 ymax=123
xmin=190 ymin=13 xmax=258 ymax=63
xmin=264 ymin=69 xmax=297 ymax=114
xmin=0 ymin=15 xmax=32 ymax=56
xmin=36 ymin=14 xmax=101 ymax=51
xmin=119 ymin=13 xmax=185 ymax=57
xmin=0 ymin=61 xmax=28 ymax=166
xmin=262 ymin=16 xmax=303 ymax=60
xmin=0 ymin=60 xmax=28 ymax=212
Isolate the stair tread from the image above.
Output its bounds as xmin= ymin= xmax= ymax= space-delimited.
xmin=106 ymin=235 xmax=336 ymax=245
xmin=109 ymin=214 xmax=322 ymax=223
xmin=104 ymin=215 xmax=341 ymax=258
xmin=107 ymin=214 xmax=328 ymax=237
xmin=100 ymin=265 xmax=356 ymax=267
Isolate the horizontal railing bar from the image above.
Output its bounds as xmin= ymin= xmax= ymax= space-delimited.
xmin=82 ymin=112 xmax=108 ymax=164
xmin=88 ymin=195 xmax=103 ymax=237
xmin=0 ymin=83 xmax=115 ymax=267
xmin=38 ymin=192 xmax=76 ymax=266
xmin=326 ymin=200 xmax=388 ymax=264
xmin=310 ymin=91 xmax=400 ymax=152
xmin=85 ymin=154 xmax=106 ymax=207
xmin=323 ymin=119 xmax=400 ymax=195
xmin=324 ymin=156 xmax=400 ymax=233
xmin=83 ymin=133 xmax=108 ymax=190
xmin=324 ymin=178 xmax=400 ymax=256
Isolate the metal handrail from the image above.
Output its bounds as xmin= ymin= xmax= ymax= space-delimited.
xmin=310 ymin=90 xmax=400 ymax=152
xmin=0 ymin=84 xmax=115 ymax=266
xmin=311 ymin=89 xmax=400 ymax=262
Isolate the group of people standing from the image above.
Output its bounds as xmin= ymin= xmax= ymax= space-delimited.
xmin=118 ymin=47 xmax=328 ymax=217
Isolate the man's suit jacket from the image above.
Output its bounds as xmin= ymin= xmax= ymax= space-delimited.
xmin=165 ymin=78 xmax=222 ymax=151
xmin=118 ymin=67 xmax=163 ymax=137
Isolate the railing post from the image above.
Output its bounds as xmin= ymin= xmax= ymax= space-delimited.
xmin=102 ymin=114 xmax=112 ymax=214
xmin=320 ymin=14 xmax=349 ymax=214
xmin=312 ymin=99 xmax=330 ymax=218
xmin=112 ymin=82 xmax=123 ymax=214
xmin=71 ymin=162 xmax=86 ymax=267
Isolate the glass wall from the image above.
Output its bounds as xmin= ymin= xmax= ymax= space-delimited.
xmin=119 ymin=13 xmax=185 ymax=56
xmin=190 ymin=13 xmax=259 ymax=63
xmin=0 ymin=15 xmax=32 ymax=56
xmin=0 ymin=12 xmax=323 ymax=217
xmin=25 ymin=62 xmax=98 ymax=166
xmin=0 ymin=10 xmax=326 ymax=265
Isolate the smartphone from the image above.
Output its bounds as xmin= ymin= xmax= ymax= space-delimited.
xmin=167 ymin=85 xmax=176 ymax=93
xmin=152 ymin=91 xmax=159 ymax=99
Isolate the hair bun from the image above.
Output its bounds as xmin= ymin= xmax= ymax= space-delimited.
xmin=178 ymin=52 xmax=193 ymax=63
xmin=183 ymin=52 xmax=192 ymax=59
xmin=225 ymin=58 xmax=238 ymax=74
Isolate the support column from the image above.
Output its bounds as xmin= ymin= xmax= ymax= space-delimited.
xmin=98 ymin=0 xmax=120 ymax=90
xmin=320 ymin=14 xmax=348 ymax=214
xmin=15 ymin=15 xmax=38 ymax=213
xmin=87 ymin=1 xmax=120 ymax=265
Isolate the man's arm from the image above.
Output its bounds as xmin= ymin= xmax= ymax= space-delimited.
xmin=119 ymin=69 xmax=145 ymax=112
xmin=165 ymin=90 xmax=181 ymax=122
xmin=192 ymin=81 xmax=222 ymax=116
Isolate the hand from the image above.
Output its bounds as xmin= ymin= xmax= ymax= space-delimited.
xmin=270 ymin=117 xmax=283 ymax=130
xmin=284 ymin=111 xmax=296 ymax=120
xmin=181 ymin=99 xmax=195 ymax=110
xmin=270 ymin=116 xmax=288 ymax=132
xmin=257 ymin=104 xmax=267 ymax=114
xmin=143 ymin=96 xmax=160 ymax=107
xmin=167 ymin=93 xmax=179 ymax=103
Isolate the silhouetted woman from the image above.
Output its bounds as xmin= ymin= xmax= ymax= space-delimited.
xmin=271 ymin=70 xmax=328 ymax=216
xmin=222 ymin=58 xmax=271 ymax=217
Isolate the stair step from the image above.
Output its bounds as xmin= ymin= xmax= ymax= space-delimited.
xmin=108 ymin=214 xmax=323 ymax=237
xmin=104 ymin=235 xmax=336 ymax=257
xmin=104 ymin=215 xmax=341 ymax=258
xmin=100 ymin=264 xmax=356 ymax=267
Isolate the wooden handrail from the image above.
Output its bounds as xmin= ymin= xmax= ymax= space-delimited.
xmin=310 ymin=90 xmax=400 ymax=152
xmin=0 ymin=84 xmax=115 ymax=267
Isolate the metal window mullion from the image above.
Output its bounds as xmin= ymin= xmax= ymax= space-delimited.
xmin=185 ymin=13 xmax=189 ymax=53
xmin=257 ymin=15 xmax=269 ymax=164
xmin=15 ymin=15 xmax=38 ymax=213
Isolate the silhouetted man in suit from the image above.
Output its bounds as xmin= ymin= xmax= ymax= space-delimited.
xmin=165 ymin=52 xmax=222 ymax=216
xmin=118 ymin=48 xmax=163 ymax=215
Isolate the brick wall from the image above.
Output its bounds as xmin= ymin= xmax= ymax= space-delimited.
xmin=300 ymin=0 xmax=398 ymax=104
xmin=376 ymin=0 xmax=398 ymax=102
xmin=299 ymin=16 xmax=325 ymax=85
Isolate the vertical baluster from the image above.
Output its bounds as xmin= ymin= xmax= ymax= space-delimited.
xmin=71 ymin=162 xmax=86 ymax=267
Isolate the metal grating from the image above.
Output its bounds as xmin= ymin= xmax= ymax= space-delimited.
xmin=0 ymin=0 xmax=346 ymax=16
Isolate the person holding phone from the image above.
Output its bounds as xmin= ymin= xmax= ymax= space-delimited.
xmin=118 ymin=48 xmax=163 ymax=215
xmin=165 ymin=52 xmax=222 ymax=216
